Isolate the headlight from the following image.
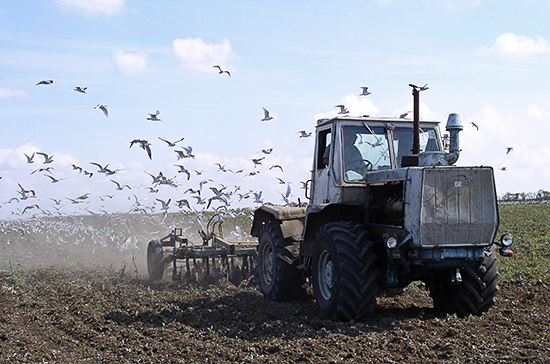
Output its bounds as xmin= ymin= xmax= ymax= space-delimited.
xmin=386 ymin=236 xmax=398 ymax=249
xmin=500 ymin=233 xmax=514 ymax=247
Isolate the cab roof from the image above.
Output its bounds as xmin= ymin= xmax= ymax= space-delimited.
xmin=316 ymin=115 xmax=441 ymax=128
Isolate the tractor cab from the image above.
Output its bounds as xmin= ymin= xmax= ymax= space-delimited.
xmin=310 ymin=117 xmax=443 ymax=205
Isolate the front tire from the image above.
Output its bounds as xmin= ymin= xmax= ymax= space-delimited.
xmin=430 ymin=248 xmax=501 ymax=317
xmin=312 ymin=222 xmax=379 ymax=321
xmin=257 ymin=221 xmax=306 ymax=301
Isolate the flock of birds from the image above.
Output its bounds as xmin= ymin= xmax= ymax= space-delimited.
xmin=5 ymin=73 xmax=362 ymax=221
xmin=3 ymin=78 xmax=395 ymax=225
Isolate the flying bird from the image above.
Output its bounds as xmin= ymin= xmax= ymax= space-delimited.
xmin=471 ymin=122 xmax=479 ymax=131
xmin=158 ymin=137 xmax=184 ymax=147
xmin=24 ymin=152 xmax=35 ymax=164
xmin=36 ymin=152 xmax=54 ymax=164
xmin=147 ymin=110 xmax=162 ymax=122
xmin=212 ymin=65 xmax=231 ymax=77
xmin=360 ymin=87 xmax=371 ymax=96
xmin=31 ymin=166 xmax=54 ymax=175
xmin=45 ymin=175 xmax=66 ymax=183
xmin=261 ymin=107 xmax=274 ymax=122
xmin=269 ymin=165 xmax=284 ymax=172
xmin=335 ymin=105 xmax=349 ymax=114
xmin=71 ymin=164 xmax=83 ymax=173
xmin=22 ymin=204 xmax=41 ymax=214
xmin=72 ymin=86 xmax=87 ymax=93
xmin=130 ymin=139 xmax=152 ymax=160
xmin=399 ymin=111 xmax=411 ymax=119
xmin=95 ymin=104 xmax=108 ymax=117
xmin=298 ymin=130 xmax=312 ymax=138
xmin=36 ymin=80 xmax=53 ymax=86
xmin=111 ymin=180 xmax=131 ymax=190
xmin=506 ymin=147 xmax=513 ymax=155
xmin=251 ymin=157 xmax=265 ymax=168
xmin=174 ymin=164 xmax=191 ymax=180
xmin=260 ymin=148 xmax=273 ymax=155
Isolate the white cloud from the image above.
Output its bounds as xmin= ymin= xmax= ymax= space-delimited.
xmin=114 ymin=51 xmax=148 ymax=76
xmin=172 ymin=38 xmax=235 ymax=73
xmin=0 ymin=87 xmax=29 ymax=99
xmin=481 ymin=33 xmax=550 ymax=58
xmin=56 ymin=0 xmax=125 ymax=15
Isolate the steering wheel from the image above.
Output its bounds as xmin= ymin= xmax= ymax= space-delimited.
xmin=347 ymin=159 xmax=373 ymax=172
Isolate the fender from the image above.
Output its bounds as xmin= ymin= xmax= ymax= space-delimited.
xmin=250 ymin=205 xmax=306 ymax=240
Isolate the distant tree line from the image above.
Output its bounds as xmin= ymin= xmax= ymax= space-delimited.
xmin=499 ymin=190 xmax=550 ymax=204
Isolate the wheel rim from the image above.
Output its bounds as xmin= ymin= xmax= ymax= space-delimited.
xmin=261 ymin=242 xmax=275 ymax=286
xmin=318 ymin=249 xmax=334 ymax=301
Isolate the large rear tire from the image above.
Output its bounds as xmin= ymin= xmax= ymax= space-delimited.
xmin=430 ymin=248 xmax=500 ymax=317
xmin=147 ymin=240 xmax=165 ymax=282
xmin=312 ymin=222 xmax=379 ymax=321
xmin=257 ymin=221 xmax=306 ymax=301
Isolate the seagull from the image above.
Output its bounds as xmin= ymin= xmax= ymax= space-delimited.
xmin=213 ymin=65 xmax=231 ymax=77
xmin=500 ymin=167 xmax=507 ymax=171
xmin=71 ymin=164 xmax=83 ymax=173
xmin=360 ymin=87 xmax=371 ymax=96
xmin=260 ymin=148 xmax=273 ymax=155
xmin=111 ymin=180 xmax=131 ymax=190
xmin=36 ymin=80 xmax=53 ymax=86
xmin=298 ymin=130 xmax=312 ymax=138
xmin=155 ymin=198 xmax=171 ymax=212
xmin=261 ymin=107 xmax=273 ymax=122
xmin=335 ymin=105 xmax=349 ymax=114
xmin=174 ymin=164 xmax=191 ymax=180
xmin=31 ymin=166 xmax=54 ymax=175
xmin=506 ymin=147 xmax=513 ymax=155
xmin=158 ymin=137 xmax=184 ymax=147
xmin=176 ymin=199 xmax=190 ymax=209
xmin=270 ymin=165 xmax=284 ymax=172
xmin=95 ymin=104 xmax=108 ymax=118
xmin=175 ymin=146 xmax=195 ymax=160
xmin=130 ymin=139 xmax=152 ymax=160
xmin=471 ymin=122 xmax=479 ymax=131
xmin=24 ymin=152 xmax=35 ymax=164
xmin=83 ymin=170 xmax=93 ymax=178
xmin=215 ymin=163 xmax=227 ymax=172
xmin=251 ymin=157 xmax=265 ymax=168
xmin=45 ymin=175 xmax=66 ymax=183
xmin=147 ymin=110 xmax=162 ymax=122
xmin=72 ymin=86 xmax=87 ymax=93
xmin=36 ymin=152 xmax=54 ymax=164
xmin=22 ymin=204 xmax=41 ymax=214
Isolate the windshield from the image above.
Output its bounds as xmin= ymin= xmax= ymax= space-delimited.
xmin=342 ymin=125 xmax=391 ymax=182
xmin=393 ymin=127 xmax=440 ymax=168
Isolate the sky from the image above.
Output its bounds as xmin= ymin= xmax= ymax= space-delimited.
xmin=2 ymin=0 xmax=550 ymax=219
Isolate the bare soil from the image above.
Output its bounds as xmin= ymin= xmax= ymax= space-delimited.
xmin=0 ymin=268 xmax=548 ymax=363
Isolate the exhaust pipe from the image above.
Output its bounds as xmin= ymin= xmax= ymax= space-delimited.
xmin=443 ymin=113 xmax=463 ymax=165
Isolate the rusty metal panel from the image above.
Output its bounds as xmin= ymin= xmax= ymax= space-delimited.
xmin=419 ymin=167 xmax=498 ymax=248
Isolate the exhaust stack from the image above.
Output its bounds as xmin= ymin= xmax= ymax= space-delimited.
xmin=443 ymin=113 xmax=463 ymax=165
xmin=401 ymin=83 xmax=428 ymax=167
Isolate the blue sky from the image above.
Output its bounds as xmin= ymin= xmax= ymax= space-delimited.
xmin=2 ymin=0 xmax=550 ymax=218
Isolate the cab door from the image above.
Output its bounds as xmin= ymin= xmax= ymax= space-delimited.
xmin=311 ymin=127 xmax=332 ymax=205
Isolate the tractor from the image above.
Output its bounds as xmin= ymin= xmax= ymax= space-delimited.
xmin=250 ymin=84 xmax=514 ymax=321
